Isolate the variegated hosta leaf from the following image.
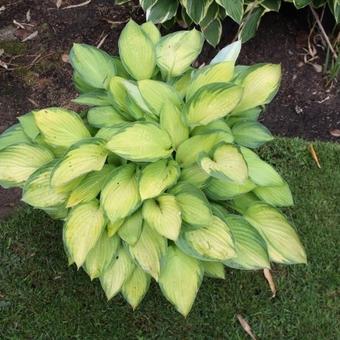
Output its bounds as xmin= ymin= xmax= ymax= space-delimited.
xmin=191 ymin=119 xmax=233 ymax=137
xmin=63 ymin=200 xmax=106 ymax=268
xmin=34 ymin=108 xmax=90 ymax=148
xmin=205 ymin=177 xmax=255 ymax=200
xmin=101 ymin=164 xmax=140 ymax=223
xmin=18 ymin=112 xmax=40 ymax=141
xmin=230 ymin=192 xmax=260 ymax=214
xmin=23 ymin=161 xmax=68 ymax=208
xmin=202 ymin=261 xmax=225 ymax=279
xmin=160 ymin=103 xmax=189 ymax=149
xmin=233 ymin=64 xmax=281 ymax=113
xmin=210 ymin=40 xmax=242 ymax=64
xmin=118 ymin=209 xmax=143 ymax=246
xmin=108 ymin=76 xmax=130 ymax=115
xmin=180 ymin=165 xmax=209 ymax=188
xmin=141 ymin=21 xmax=161 ymax=44
xmin=240 ymin=147 xmax=284 ymax=186
xmin=159 ymin=245 xmax=203 ymax=317
xmin=176 ymin=132 xmax=232 ymax=167
xmin=118 ymin=20 xmax=156 ymax=80
xmin=139 ymin=159 xmax=180 ymax=200
xmin=216 ymin=0 xmax=244 ymax=23
xmin=138 ymin=79 xmax=182 ymax=115
xmin=156 ymin=29 xmax=204 ymax=78
xmin=122 ymin=265 xmax=151 ymax=310
xmin=253 ymin=182 xmax=294 ymax=207
xmin=178 ymin=216 xmax=236 ymax=261
xmin=180 ymin=0 xmax=213 ymax=24
xmin=199 ymin=144 xmax=248 ymax=184
xmin=223 ymin=214 xmax=270 ymax=270
xmin=143 ymin=194 xmax=182 ymax=241
xmin=106 ymin=122 xmax=173 ymax=162
xmin=51 ymin=139 xmax=108 ymax=187
xmin=73 ymin=90 xmax=112 ymax=107
xmin=0 ymin=144 xmax=54 ymax=188
xmin=232 ymin=121 xmax=273 ymax=148
xmin=170 ymin=182 xmax=212 ymax=226
xmin=69 ymin=43 xmax=117 ymax=89
xmin=100 ymin=246 xmax=135 ymax=300
xmin=146 ymin=0 xmax=179 ymax=24
xmin=186 ymin=61 xmax=235 ymax=100
xmin=87 ymin=106 xmax=127 ymax=128
xmin=0 ymin=124 xmax=30 ymax=151
xmin=84 ymin=233 xmax=120 ymax=280
xmin=43 ymin=205 xmax=68 ymax=220
xmin=66 ymin=165 xmax=115 ymax=208
xmin=107 ymin=219 xmax=125 ymax=237
xmin=129 ymin=222 xmax=167 ymax=280
xmin=202 ymin=17 xmax=222 ymax=47
xmin=172 ymin=69 xmax=192 ymax=98
xmin=245 ymin=203 xmax=307 ymax=264
xmin=186 ymin=83 xmax=243 ymax=127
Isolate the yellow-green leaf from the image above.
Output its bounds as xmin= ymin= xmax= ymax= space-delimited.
xmin=159 ymin=245 xmax=203 ymax=317
xmin=101 ymin=164 xmax=140 ymax=223
xmin=118 ymin=20 xmax=156 ymax=80
xmin=0 ymin=144 xmax=54 ymax=188
xmin=139 ymin=159 xmax=180 ymax=200
xmin=63 ymin=200 xmax=106 ymax=268
xmin=34 ymin=108 xmax=90 ymax=148
xmin=106 ymin=122 xmax=173 ymax=162
xmin=118 ymin=209 xmax=143 ymax=245
xmin=122 ymin=265 xmax=151 ymax=310
xmin=51 ymin=139 xmax=108 ymax=187
xmin=129 ymin=222 xmax=167 ymax=280
xmin=143 ymin=194 xmax=182 ymax=240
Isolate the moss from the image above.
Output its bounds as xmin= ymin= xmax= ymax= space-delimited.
xmin=0 ymin=41 xmax=27 ymax=55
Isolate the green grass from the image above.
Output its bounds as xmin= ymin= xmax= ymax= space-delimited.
xmin=0 ymin=138 xmax=339 ymax=339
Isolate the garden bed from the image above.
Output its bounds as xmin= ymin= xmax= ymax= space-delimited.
xmin=0 ymin=138 xmax=339 ymax=339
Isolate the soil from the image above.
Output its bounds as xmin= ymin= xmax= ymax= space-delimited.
xmin=0 ymin=0 xmax=339 ymax=218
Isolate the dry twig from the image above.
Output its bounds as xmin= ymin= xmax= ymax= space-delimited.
xmin=63 ymin=0 xmax=92 ymax=10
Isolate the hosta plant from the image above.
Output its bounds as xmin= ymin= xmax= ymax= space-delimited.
xmin=0 ymin=20 xmax=306 ymax=316
xmin=114 ymin=0 xmax=340 ymax=46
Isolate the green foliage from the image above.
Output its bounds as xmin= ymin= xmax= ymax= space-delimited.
xmin=0 ymin=21 xmax=306 ymax=316
xmin=115 ymin=0 xmax=340 ymax=46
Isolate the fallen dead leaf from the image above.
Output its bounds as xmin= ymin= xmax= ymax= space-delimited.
xmin=263 ymin=268 xmax=276 ymax=298
xmin=0 ymin=48 xmax=4 ymax=57
xmin=0 ymin=60 xmax=8 ymax=69
xmin=61 ymin=53 xmax=69 ymax=63
xmin=56 ymin=0 xmax=63 ymax=8
xmin=308 ymin=144 xmax=321 ymax=168
xmin=329 ymin=129 xmax=340 ymax=137
xmin=22 ymin=30 xmax=38 ymax=42
xmin=237 ymin=314 xmax=257 ymax=340
xmin=0 ymin=6 xmax=6 ymax=14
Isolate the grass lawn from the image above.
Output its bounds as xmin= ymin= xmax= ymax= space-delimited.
xmin=0 ymin=138 xmax=339 ymax=339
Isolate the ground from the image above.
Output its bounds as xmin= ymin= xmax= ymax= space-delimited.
xmin=0 ymin=138 xmax=339 ymax=339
